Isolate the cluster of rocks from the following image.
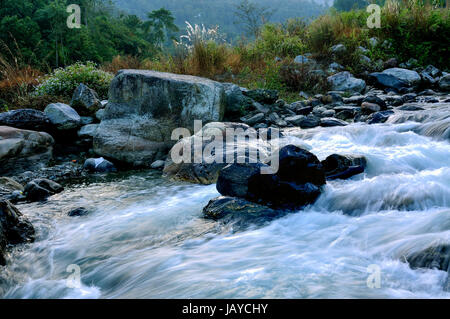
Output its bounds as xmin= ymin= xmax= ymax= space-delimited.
xmin=235 ymin=66 xmax=449 ymax=130
xmin=201 ymin=144 xmax=367 ymax=226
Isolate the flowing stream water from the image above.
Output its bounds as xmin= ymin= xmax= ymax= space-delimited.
xmin=1 ymin=102 xmax=450 ymax=298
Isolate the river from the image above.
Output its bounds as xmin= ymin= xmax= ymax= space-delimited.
xmin=1 ymin=102 xmax=449 ymax=298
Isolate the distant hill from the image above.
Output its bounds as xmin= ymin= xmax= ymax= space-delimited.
xmin=113 ymin=0 xmax=329 ymax=40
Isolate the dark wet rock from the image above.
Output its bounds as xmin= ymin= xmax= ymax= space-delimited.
xmin=83 ymin=157 xmax=117 ymax=173
xmin=0 ymin=200 xmax=35 ymax=265
xmin=320 ymin=117 xmax=348 ymax=127
xmin=0 ymin=109 xmax=51 ymax=131
xmin=67 ymin=207 xmax=90 ymax=217
xmin=23 ymin=178 xmax=64 ymax=201
xmin=321 ymin=154 xmax=367 ymax=180
xmin=243 ymin=89 xmax=278 ymax=104
xmin=0 ymin=126 xmax=54 ymax=176
xmin=203 ymin=196 xmax=284 ymax=226
xmin=44 ymin=103 xmax=81 ymax=130
xmin=277 ymin=145 xmax=326 ymax=185
xmin=405 ymin=244 xmax=450 ymax=291
xmin=215 ymin=145 xmax=325 ymax=209
xmin=216 ymin=162 xmax=270 ymax=199
xmin=71 ymin=83 xmax=101 ymax=116
xmin=366 ymin=110 xmax=394 ymax=124
xmin=295 ymin=105 xmax=314 ymax=116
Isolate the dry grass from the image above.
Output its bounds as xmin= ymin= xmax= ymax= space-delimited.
xmin=101 ymin=55 xmax=152 ymax=74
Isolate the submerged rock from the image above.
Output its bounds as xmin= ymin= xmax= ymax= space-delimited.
xmin=67 ymin=207 xmax=90 ymax=217
xmin=94 ymin=70 xmax=226 ymax=167
xmin=203 ymin=196 xmax=284 ymax=227
xmin=24 ymin=178 xmax=64 ymax=202
xmin=321 ymin=154 xmax=367 ymax=180
xmin=405 ymin=244 xmax=450 ymax=291
xmin=0 ymin=200 xmax=35 ymax=265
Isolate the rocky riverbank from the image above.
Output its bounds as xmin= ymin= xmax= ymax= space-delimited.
xmin=0 ymin=57 xmax=449 ymax=288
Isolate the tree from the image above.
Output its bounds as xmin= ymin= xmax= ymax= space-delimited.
xmin=143 ymin=8 xmax=178 ymax=49
xmin=234 ymin=0 xmax=276 ymax=38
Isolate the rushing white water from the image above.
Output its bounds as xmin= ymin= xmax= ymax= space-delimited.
xmin=1 ymin=104 xmax=450 ymax=298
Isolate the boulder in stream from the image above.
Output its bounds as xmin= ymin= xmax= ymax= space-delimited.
xmin=24 ymin=178 xmax=64 ymax=202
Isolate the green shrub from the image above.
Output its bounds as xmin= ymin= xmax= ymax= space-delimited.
xmin=254 ymin=22 xmax=307 ymax=58
xmin=34 ymin=62 xmax=114 ymax=99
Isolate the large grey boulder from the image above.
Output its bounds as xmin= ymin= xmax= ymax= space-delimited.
xmin=0 ymin=109 xmax=51 ymax=132
xmin=94 ymin=70 xmax=226 ymax=167
xmin=382 ymin=68 xmax=421 ymax=87
xmin=44 ymin=103 xmax=81 ymax=130
xmin=163 ymin=122 xmax=272 ymax=184
xmin=0 ymin=200 xmax=35 ymax=265
xmin=71 ymin=83 xmax=101 ymax=116
xmin=0 ymin=126 xmax=54 ymax=175
xmin=327 ymin=72 xmax=366 ymax=93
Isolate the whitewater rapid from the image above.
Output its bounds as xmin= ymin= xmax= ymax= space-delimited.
xmin=1 ymin=106 xmax=450 ymax=298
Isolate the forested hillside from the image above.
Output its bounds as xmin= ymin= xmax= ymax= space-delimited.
xmin=113 ymin=0 xmax=329 ymax=40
